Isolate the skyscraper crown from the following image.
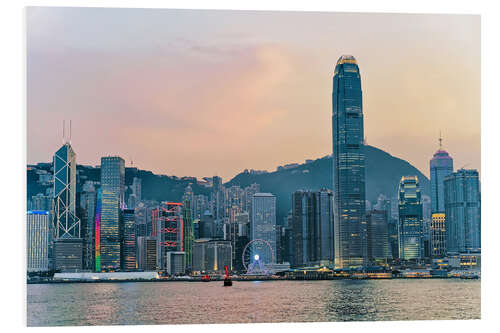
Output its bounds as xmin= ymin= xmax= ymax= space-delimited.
xmin=336 ymin=55 xmax=357 ymax=65
xmin=432 ymin=149 xmax=452 ymax=159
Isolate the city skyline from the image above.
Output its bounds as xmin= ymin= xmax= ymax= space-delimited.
xmin=27 ymin=8 xmax=480 ymax=182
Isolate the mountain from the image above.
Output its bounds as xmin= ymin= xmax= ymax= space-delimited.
xmin=27 ymin=145 xmax=429 ymax=225
xmin=225 ymin=145 xmax=430 ymax=223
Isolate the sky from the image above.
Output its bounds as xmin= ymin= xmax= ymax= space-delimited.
xmin=26 ymin=7 xmax=480 ymax=181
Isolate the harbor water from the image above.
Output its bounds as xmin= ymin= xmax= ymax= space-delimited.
xmin=27 ymin=279 xmax=480 ymax=326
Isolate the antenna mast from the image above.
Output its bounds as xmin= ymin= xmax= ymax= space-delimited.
xmin=63 ymin=120 xmax=65 ymax=144
xmin=69 ymin=120 xmax=72 ymax=143
xmin=439 ymin=130 xmax=443 ymax=149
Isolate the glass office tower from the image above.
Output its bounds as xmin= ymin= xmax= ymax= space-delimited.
xmin=121 ymin=208 xmax=136 ymax=271
xmin=444 ymin=169 xmax=481 ymax=254
xmin=332 ymin=55 xmax=367 ymax=269
xmin=251 ymin=193 xmax=277 ymax=264
xmin=430 ymin=146 xmax=453 ymax=213
xmin=366 ymin=210 xmax=391 ymax=263
xmin=431 ymin=213 xmax=447 ymax=257
xmin=53 ymin=142 xmax=83 ymax=271
xmin=291 ymin=189 xmax=334 ymax=268
xmin=100 ymin=156 xmax=125 ymax=271
xmin=182 ymin=199 xmax=194 ymax=271
xmin=53 ymin=143 xmax=80 ymax=239
xmin=398 ymin=176 xmax=424 ymax=260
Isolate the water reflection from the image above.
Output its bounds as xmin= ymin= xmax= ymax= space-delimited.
xmin=27 ymin=279 xmax=480 ymax=326
xmin=325 ymin=281 xmax=376 ymax=321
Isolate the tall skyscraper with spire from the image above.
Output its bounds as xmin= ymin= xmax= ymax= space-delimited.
xmin=430 ymin=133 xmax=454 ymax=213
xmin=52 ymin=121 xmax=83 ymax=270
xmin=332 ymin=55 xmax=367 ymax=269
xmin=429 ymin=133 xmax=453 ymax=257
xmin=53 ymin=142 xmax=80 ymax=239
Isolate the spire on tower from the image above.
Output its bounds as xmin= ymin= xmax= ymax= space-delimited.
xmin=439 ymin=130 xmax=443 ymax=149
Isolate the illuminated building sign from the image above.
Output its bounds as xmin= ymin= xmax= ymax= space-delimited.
xmin=95 ymin=188 xmax=102 ymax=272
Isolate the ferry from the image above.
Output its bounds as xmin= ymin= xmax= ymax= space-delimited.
xmin=350 ymin=273 xmax=368 ymax=279
xmin=460 ymin=272 xmax=479 ymax=279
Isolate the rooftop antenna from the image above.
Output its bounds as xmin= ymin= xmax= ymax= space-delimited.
xmin=69 ymin=119 xmax=72 ymax=144
xmin=439 ymin=130 xmax=443 ymax=149
xmin=62 ymin=120 xmax=65 ymax=144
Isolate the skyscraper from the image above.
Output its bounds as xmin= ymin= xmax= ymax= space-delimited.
xmin=332 ymin=55 xmax=367 ymax=269
xmin=192 ymin=239 xmax=232 ymax=273
xmin=27 ymin=210 xmax=50 ymax=272
xmin=211 ymin=176 xmax=225 ymax=231
xmin=121 ymin=208 xmax=136 ymax=271
xmin=291 ymin=189 xmax=334 ymax=268
xmin=100 ymin=156 xmax=125 ymax=271
xmin=53 ymin=143 xmax=80 ymax=239
xmin=94 ymin=188 xmax=102 ymax=271
xmin=53 ymin=142 xmax=83 ymax=271
xmin=182 ymin=199 xmax=194 ymax=271
xmin=224 ymin=212 xmax=250 ymax=271
xmin=398 ymin=176 xmax=424 ymax=260
xmin=430 ymin=213 xmax=447 ymax=257
xmin=136 ymin=236 xmax=157 ymax=271
xmin=429 ymin=136 xmax=453 ymax=258
xmin=79 ymin=182 xmax=97 ymax=270
xmin=366 ymin=210 xmax=391 ymax=263
xmin=155 ymin=202 xmax=184 ymax=270
xmin=244 ymin=183 xmax=260 ymax=225
xmin=251 ymin=193 xmax=277 ymax=264
xmin=430 ymin=136 xmax=454 ymax=213
xmin=444 ymin=169 xmax=481 ymax=254
xmin=198 ymin=210 xmax=215 ymax=239
xmin=129 ymin=177 xmax=142 ymax=209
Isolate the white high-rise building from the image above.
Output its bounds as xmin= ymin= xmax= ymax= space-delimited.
xmin=27 ymin=211 xmax=50 ymax=272
xmin=251 ymin=193 xmax=277 ymax=264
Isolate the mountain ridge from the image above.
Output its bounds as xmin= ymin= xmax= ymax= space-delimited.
xmin=225 ymin=145 xmax=430 ymax=223
xmin=27 ymin=145 xmax=430 ymax=225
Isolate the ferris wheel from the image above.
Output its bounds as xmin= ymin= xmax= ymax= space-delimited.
xmin=241 ymin=239 xmax=275 ymax=275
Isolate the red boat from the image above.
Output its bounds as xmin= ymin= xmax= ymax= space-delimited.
xmin=223 ymin=265 xmax=232 ymax=286
xmin=201 ymin=274 xmax=210 ymax=282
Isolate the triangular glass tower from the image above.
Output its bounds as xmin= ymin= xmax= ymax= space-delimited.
xmin=53 ymin=143 xmax=80 ymax=239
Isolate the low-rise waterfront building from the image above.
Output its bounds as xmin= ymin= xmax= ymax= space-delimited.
xmin=192 ymin=239 xmax=232 ymax=273
xmin=54 ymin=238 xmax=83 ymax=271
xmin=53 ymin=271 xmax=159 ymax=281
xmin=166 ymin=251 xmax=186 ymax=275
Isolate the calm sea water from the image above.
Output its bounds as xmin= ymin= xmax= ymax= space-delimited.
xmin=27 ymin=279 xmax=480 ymax=326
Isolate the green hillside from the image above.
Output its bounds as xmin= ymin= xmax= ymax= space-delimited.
xmin=225 ymin=145 xmax=430 ymax=223
xmin=27 ymin=145 xmax=429 ymax=226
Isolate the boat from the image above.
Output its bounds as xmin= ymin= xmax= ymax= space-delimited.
xmin=460 ymin=272 xmax=479 ymax=279
xmin=201 ymin=274 xmax=210 ymax=282
xmin=223 ymin=265 xmax=232 ymax=286
xmin=350 ymin=273 xmax=368 ymax=279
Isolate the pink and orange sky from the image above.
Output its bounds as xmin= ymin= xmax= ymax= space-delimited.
xmin=27 ymin=7 xmax=480 ymax=181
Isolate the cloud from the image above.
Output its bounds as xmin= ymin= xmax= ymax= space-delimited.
xmin=27 ymin=9 xmax=480 ymax=181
